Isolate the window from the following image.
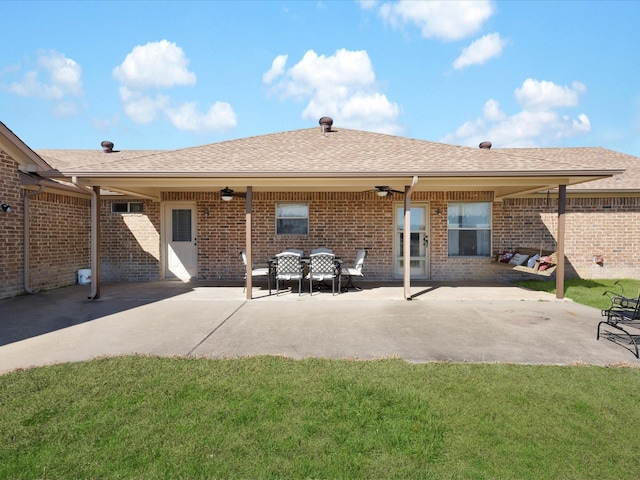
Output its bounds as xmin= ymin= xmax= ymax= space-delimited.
xmin=447 ymin=202 xmax=491 ymax=256
xmin=172 ymin=209 xmax=192 ymax=242
xmin=276 ymin=203 xmax=308 ymax=235
xmin=111 ymin=202 xmax=144 ymax=213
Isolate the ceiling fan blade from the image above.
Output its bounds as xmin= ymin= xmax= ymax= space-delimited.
xmin=371 ymin=186 xmax=404 ymax=196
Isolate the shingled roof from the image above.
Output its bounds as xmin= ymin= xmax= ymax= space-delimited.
xmin=38 ymin=127 xmax=622 ymax=178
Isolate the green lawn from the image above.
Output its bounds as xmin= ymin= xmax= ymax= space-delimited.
xmin=2 ymin=356 xmax=639 ymax=479
xmin=516 ymin=278 xmax=640 ymax=310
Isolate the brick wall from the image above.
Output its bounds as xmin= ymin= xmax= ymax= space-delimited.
xmin=163 ymin=190 xmax=498 ymax=282
xmin=100 ymin=199 xmax=161 ymax=281
xmin=497 ymin=196 xmax=640 ymax=280
xmin=28 ymin=192 xmax=91 ymax=289
xmin=1 ymin=149 xmax=92 ymax=299
xmin=0 ymin=151 xmax=24 ymax=298
xmin=161 ymin=190 xmax=640 ymax=283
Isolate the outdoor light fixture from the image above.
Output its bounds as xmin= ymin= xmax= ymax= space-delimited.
xmin=1 ymin=203 xmax=12 ymax=213
xmin=220 ymin=187 xmax=246 ymax=202
xmin=374 ymin=186 xmax=403 ymax=197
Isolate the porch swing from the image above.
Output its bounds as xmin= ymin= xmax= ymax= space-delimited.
xmin=494 ymin=191 xmax=558 ymax=277
xmin=495 ymin=244 xmax=558 ymax=276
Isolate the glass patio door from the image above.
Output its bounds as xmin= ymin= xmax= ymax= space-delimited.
xmin=394 ymin=203 xmax=430 ymax=279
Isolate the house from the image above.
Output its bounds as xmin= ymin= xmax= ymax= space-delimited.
xmin=1 ymin=117 xmax=638 ymax=301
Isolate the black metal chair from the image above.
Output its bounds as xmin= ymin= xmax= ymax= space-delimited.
xmin=598 ymin=290 xmax=640 ymax=358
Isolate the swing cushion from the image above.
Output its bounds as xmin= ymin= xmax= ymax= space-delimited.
xmin=527 ymin=254 xmax=541 ymax=268
xmin=508 ymin=253 xmax=529 ymax=266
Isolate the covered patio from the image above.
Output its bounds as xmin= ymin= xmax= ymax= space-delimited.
xmin=35 ymin=121 xmax=622 ymax=301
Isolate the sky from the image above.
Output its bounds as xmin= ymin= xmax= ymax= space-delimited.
xmin=1 ymin=0 xmax=639 ymax=158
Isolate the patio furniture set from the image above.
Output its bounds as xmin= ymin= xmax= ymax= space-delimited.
xmin=242 ymin=248 xmax=367 ymax=296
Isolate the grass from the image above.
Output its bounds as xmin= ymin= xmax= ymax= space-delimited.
xmin=516 ymin=278 xmax=640 ymax=310
xmin=1 ymin=356 xmax=640 ymax=479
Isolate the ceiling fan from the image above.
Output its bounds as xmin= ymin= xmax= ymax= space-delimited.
xmin=368 ymin=186 xmax=405 ymax=197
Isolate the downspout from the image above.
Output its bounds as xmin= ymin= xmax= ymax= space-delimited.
xmin=72 ymin=177 xmax=100 ymax=299
xmin=403 ymin=176 xmax=419 ymax=300
xmin=23 ymin=185 xmax=45 ymax=294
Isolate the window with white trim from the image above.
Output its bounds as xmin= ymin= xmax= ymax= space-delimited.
xmin=447 ymin=202 xmax=491 ymax=256
xmin=276 ymin=203 xmax=308 ymax=235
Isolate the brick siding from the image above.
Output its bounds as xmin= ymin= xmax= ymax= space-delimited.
xmin=0 ymin=150 xmax=91 ymax=299
xmin=0 ymin=152 xmax=24 ymax=298
xmin=100 ymin=199 xmax=161 ymax=281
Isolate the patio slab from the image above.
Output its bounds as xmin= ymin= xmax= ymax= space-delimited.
xmin=1 ymin=280 xmax=638 ymax=374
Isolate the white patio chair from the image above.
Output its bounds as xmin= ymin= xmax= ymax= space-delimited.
xmin=341 ymin=249 xmax=367 ymax=291
xmin=241 ymin=250 xmax=271 ymax=295
xmin=307 ymin=252 xmax=339 ymax=295
xmin=275 ymin=251 xmax=304 ymax=296
xmin=311 ymin=247 xmax=333 ymax=255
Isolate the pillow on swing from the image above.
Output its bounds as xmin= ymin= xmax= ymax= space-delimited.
xmin=527 ymin=254 xmax=541 ymax=268
xmin=508 ymin=253 xmax=529 ymax=266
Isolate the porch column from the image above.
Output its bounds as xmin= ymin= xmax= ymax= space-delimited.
xmin=403 ymin=176 xmax=419 ymax=300
xmin=245 ymin=186 xmax=253 ymax=300
xmin=90 ymin=186 xmax=101 ymax=300
xmin=403 ymin=187 xmax=412 ymax=299
xmin=555 ymin=185 xmax=566 ymax=300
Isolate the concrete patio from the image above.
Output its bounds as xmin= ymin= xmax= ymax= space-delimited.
xmin=1 ymin=280 xmax=638 ymax=374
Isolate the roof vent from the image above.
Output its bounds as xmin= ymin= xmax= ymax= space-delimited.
xmin=319 ymin=116 xmax=333 ymax=133
xmin=479 ymin=141 xmax=492 ymax=150
xmin=101 ymin=141 xmax=114 ymax=153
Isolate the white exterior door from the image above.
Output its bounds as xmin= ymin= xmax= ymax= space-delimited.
xmin=164 ymin=203 xmax=198 ymax=280
xmin=394 ymin=203 xmax=430 ymax=279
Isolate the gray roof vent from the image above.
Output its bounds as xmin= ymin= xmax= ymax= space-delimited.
xmin=101 ymin=141 xmax=114 ymax=153
xmin=319 ymin=116 xmax=333 ymax=133
xmin=479 ymin=141 xmax=492 ymax=150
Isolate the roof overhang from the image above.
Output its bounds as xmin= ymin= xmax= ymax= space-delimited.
xmin=0 ymin=122 xmax=52 ymax=171
xmin=49 ymin=169 xmax=623 ymax=201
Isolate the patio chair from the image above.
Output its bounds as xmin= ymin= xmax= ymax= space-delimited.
xmin=307 ymin=252 xmax=339 ymax=295
xmin=275 ymin=252 xmax=304 ymax=296
xmin=597 ymin=289 xmax=640 ymax=358
xmin=241 ymin=250 xmax=271 ymax=295
xmin=341 ymin=249 xmax=367 ymax=291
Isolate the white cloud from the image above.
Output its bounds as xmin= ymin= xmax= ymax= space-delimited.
xmin=453 ymin=32 xmax=506 ymax=69
xmin=442 ymin=79 xmax=590 ymax=148
xmin=1 ymin=50 xmax=84 ymax=117
xmin=262 ymin=54 xmax=288 ymax=84
xmin=166 ymin=101 xmax=237 ymax=132
xmin=266 ymin=48 xmax=401 ymax=134
xmin=5 ymin=51 xmax=83 ymax=100
xmin=378 ymin=0 xmax=495 ymax=41
xmin=112 ymin=40 xmax=196 ymax=89
xmin=118 ymin=86 xmax=169 ymax=124
xmin=483 ymin=99 xmax=506 ymax=122
xmin=515 ymin=79 xmax=586 ymax=111
xmin=358 ymin=0 xmax=378 ymax=10
xmin=113 ymin=40 xmax=236 ymax=133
